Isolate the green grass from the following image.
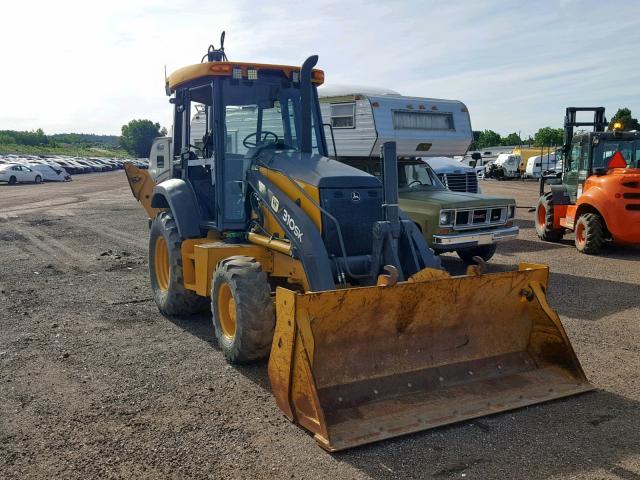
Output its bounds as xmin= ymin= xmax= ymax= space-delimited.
xmin=0 ymin=143 xmax=130 ymax=158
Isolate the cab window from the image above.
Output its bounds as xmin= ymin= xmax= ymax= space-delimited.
xmin=568 ymin=143 xmax=580 ymax=171
xmin=594 ymin=141 xmax=634 ymax=169
xmin=398 ymin=163 xmax=443 ymax=189
xmin=579 ymin=141 xmax=589 ymax=170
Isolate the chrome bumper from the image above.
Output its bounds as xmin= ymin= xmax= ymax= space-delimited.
xmin=432 ymin=225 xmax=519 ymax=249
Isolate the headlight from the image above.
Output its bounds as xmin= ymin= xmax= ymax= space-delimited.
xmin=508 ymin=205 xmax=516 ymax=219
xmin=439 ymin=209 xmax=454 ymax=226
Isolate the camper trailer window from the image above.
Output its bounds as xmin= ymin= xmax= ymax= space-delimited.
xmin=393 ymin=111 xmax=454 ymax=131
xmin=330 ymin=103 xmax=355 ymax=129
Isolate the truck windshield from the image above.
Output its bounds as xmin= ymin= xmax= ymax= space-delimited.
xmin=221 ymin=77 xmax=322 ymax=155
xmin=594 ymin=141 xmax=639 ymax=169
xmin=398 ymin=163 xmax=446 ymax=190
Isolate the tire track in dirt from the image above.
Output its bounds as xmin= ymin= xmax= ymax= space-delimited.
xmin=8 ymin=223 xmax=93 ymax=270
xmin=0 ymin=196 xmax=84 ymax=218
xmin=80 ymin=222 xmax=147 ymax=249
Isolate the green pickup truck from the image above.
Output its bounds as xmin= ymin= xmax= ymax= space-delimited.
xmin=343 ymin=158 xmax=519 ymax=262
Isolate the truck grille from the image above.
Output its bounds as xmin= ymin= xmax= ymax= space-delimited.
xmin=438 ymin=172 xmax=478 ymax=193
xmin=454 ymin=207 xmax=507 ymax=229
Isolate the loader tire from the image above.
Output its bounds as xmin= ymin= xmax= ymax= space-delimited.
xmin=149 ymin=211 xmax=208 ymax=316
xmin=211 ymin=256 xmax=275 ymax=364
xmin=575 ymin=213 xmax=605 ymax=254
xmin=456 ymin=243 xmax=497 ymax=264
xmin=535 ymin=193 xmax=564 ymax=242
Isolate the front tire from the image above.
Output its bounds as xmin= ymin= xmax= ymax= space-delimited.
xmin=456 ymin=244 xmax=497 ymax=264
xmin=535 ymin=193 xmax=564 ymax=242
xmin=35 ymin=175 xmax=42 ymax=184
xmin=149 ymin=211 xmax=208 ymax=315
xmin=575 ymin=213 xmax=605 ymax=254
xmin=211 ymin=256 xmax=275 ymax=364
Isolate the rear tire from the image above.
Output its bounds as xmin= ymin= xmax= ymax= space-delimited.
xmin=535 ymin=193 xmax=564 ymax=242
xmin=35 ymin=175 xmax=42 ymax=184
xmin=456 ymin=244 xmax=497 ymax=264
xmin=149 ymin=211 xmax=208 ymax=316
xmin=575 ymin=213 xmax=605 ymax=254
xmin=8 ymin=176 xmax=16 ymax=185
xmin=211 ymin=256 xmax=275 ymax=364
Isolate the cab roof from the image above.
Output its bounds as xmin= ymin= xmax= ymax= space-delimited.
xmin=166 ymin=61 xmax=325 ymax=93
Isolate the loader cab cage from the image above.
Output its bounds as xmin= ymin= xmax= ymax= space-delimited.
xmin=171 ymin=69 xmax=328 ymax=230
xmin=564 ymin=132 xmax=640 ymax=173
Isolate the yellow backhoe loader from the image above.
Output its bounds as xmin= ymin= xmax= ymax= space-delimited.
xmin=124 ymin=35 xmax=592 ymax=451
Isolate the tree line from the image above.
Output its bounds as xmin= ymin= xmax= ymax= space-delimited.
xmin=0 ymin=129 xmax=121 ymax=148
xmin=471 ymin=107 xmax=639 ymax=150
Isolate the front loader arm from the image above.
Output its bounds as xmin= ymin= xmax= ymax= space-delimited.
xmin=124 ymin=162 xmax=162 ymax=219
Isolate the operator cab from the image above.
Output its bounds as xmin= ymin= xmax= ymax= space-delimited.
xmin=163 ymin=60 xmax=326 ymax=230
xmin=563 ymin=131 xmax=640 ymax=201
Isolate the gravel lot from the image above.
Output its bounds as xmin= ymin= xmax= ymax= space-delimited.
xmin=1 ymin=172 xmax=639 ymax=479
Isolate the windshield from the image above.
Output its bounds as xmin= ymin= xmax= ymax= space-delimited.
xmin=398 ymin=162 xmax=446 ymax=190
xmin=221 ymin=77 xmax=321 ymax=156
xmin=593 ymin=140 xmax=639 ymax=169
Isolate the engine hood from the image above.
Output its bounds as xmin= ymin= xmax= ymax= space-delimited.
xmin=399 ymin=189 xmax=514 ymax=209
xmin=255 ymin=149 xmax=382 ymax=189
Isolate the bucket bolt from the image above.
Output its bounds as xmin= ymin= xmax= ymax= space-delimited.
xmin=520 ymin=287 xmax=535 ymax=301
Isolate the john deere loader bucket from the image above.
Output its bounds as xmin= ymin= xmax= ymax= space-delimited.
xmin=268 ymin=263 xmax=592 ymax=451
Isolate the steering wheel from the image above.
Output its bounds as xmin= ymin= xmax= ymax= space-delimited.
xmin=408 ymin=179 xmax=424 ymax=187
xmin=243 ymin=131 xmax=279 ymax=148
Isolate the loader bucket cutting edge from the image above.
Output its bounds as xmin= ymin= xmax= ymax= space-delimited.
xmin=268 ymin=263 xmax=592 ymax=451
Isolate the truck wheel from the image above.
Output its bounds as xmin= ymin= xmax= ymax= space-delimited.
xmin=456 ymin=244 xmax=497 ymax=264
xmin=535 ymin=193 xmax=563 ymax=242
xmin=149 ymin=211 xmax=208 ymax=315
xmin=211 ymin=256 xmax=275 ymax=364
xmin=575 ymin=213 xmax=605 ymax=254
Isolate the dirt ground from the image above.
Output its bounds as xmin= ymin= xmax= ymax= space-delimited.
xmin=1 ymin=172 xmax=639 ymax=479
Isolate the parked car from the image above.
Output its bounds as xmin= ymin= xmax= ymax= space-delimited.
xmin=68 ymin=159 xmax=92 ymax=173
xmin=89 ymin=158 xmax=115 ymax=171
xmin=0 ymin=164 xmax=43 ymax=184
xmin=51 ymin=159 xmax=81 ymax=175
xmin=27 ymin=163 xmax=72 ymax=182
xmin=342 ymin=157 xmax=518 ymax=262
xmin=74 ymin=159 xmax=102 ymax=172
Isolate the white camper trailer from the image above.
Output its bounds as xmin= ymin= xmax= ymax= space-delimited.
xmin=318 ymin=85 xmax=473 ymax=159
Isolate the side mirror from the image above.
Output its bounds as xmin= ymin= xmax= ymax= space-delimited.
xmin=471 ymin=152 xmax=482 ymax=161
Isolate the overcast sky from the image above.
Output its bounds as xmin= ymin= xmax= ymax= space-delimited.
xmin=2 ymin=0 xmax=639 ymax=137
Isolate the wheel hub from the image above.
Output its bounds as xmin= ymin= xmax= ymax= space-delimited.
xmin=154 ymin=236 xmax=170 ymax=291
xmin=576 ymin=222 xmax=586 ymax=246
xmin=537 ymin=204 xmax=546 ymax=227
xmin=217 ymin=283 xmax=237 ymax=339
